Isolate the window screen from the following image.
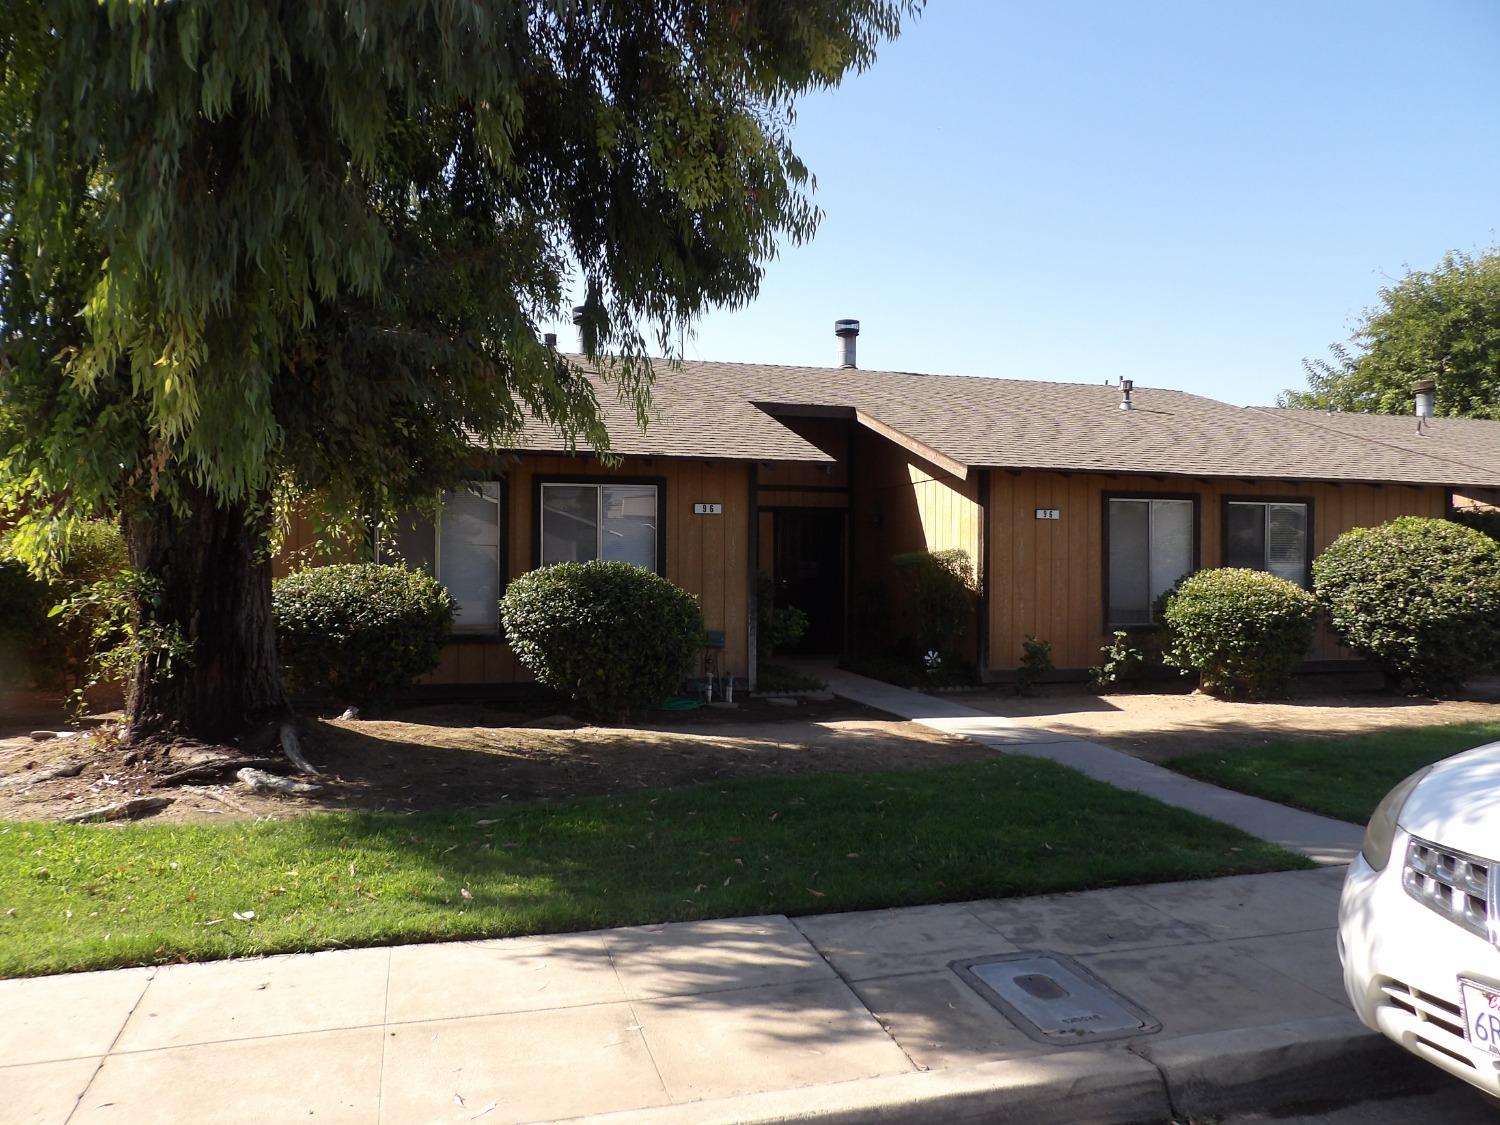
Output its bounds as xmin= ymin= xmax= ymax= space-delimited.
xmin=1226 ymin=501 xmax=1308 ymax=586
xmin=383 ymin=481 xmax=503 ymax=633
xmin=389 ymin=512 xmax=436 ymax=574
xmin=439 ymin=485 xmax=502 ymax=631
xmin=1108 ymin=501 xmax=1151 ymax=625
xmin=601 ymin=485 xmax=658 ymax=570
xmin=1107 ymin=498 xmax=1195 ymax=625
xmin=540 ymin=484 xmax=599 ymax=564
xmin=540 ymin=483 xmax=659 ymax=571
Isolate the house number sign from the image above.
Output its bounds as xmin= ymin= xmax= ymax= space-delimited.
xmin=1035 ymin=509 xmax=1061 ymax=520
xmin=693 ymin=503 xmax=723 ymax=515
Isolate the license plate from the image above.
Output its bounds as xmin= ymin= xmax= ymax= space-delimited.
xmin=1459 ymin=978 xmax=1500 ymax=1058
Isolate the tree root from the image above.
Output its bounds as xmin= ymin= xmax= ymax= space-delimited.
xmin=237 ymin=767 xmax=324 ymax=797
xmin=153 ymin=757 xmax=280 ymax=788
xmin=1 ymin=760 xmax=85 ymax=787
xmin=181 ymin=784 xmax=254 ymax=815
xmin=279 ymin=722 xmax=322 ymax=777
xmin=60 ymin=796 xmax=174 ymax=824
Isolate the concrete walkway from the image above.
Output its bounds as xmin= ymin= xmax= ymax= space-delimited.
xmin=819 ymin=667 xmax=1366 ymax=865
xmin=5 ymin=867 xmax=1438 ymax=1125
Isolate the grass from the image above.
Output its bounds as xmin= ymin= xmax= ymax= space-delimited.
xmin=1168 ymin=720 xmax=1500 ymax=825
xmin=0 ymin=757 xmax=1309 ymax=978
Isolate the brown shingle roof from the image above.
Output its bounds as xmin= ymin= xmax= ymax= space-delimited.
xmin=1258 ymin=409 xmax=1500 ymax=485
xmin=507 ymin=358 xmax=1500 ymax=488
xmin=510 ymin=367 xmax=835 ymax=463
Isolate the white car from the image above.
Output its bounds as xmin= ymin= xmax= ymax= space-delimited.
xmin=1339 ymin=741 xmax=1500 ymax=1098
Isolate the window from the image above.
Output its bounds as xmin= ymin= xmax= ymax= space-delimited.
xmin=386 ymin=482 xmax=504 ymax=633
xmin=539 ymin=482 xmax=660 ymax=571
xmin=1106 ymin=497 xmax=1196 ymax=625
xmin=1225 ymin=500 xmax=1309 ymax=586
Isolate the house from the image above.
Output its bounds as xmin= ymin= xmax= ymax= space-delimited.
xmin=280 ymin=322 xmax=1500 ymax=687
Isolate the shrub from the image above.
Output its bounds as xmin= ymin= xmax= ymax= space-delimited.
xmin=501 ymin=561 xmax=704 ymax=717
xmin=755 ymin=663 xmax=827 ymax=694
xmin=0 ymin=520 xmax=129 ymax=690
xmin=892 ymin=548 xmax=976 ymax=658
xmin=1015 ymin=634 xmax=1053 ymax=695
xmin=1313 ymin=517 xmax=1500 ymax=694
xmin=755 ymin=572 xmax=808 ymax=661
xmin=273 ymin=563 xmax=454 ymax=705
xmin=1451 ymin=508 xmax=1500 ymax=544
xmin=1161 ymin=568 xmax=1317 ymax=699
xmin=1091 ymin=631 xmax=1146 ymax=690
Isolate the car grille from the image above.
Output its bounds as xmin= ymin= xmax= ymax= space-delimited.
xmin=1378 ymin=978 xmax=1477 ymax=1070
xmin=1403 ymin=836 xmax=1498 ymax=944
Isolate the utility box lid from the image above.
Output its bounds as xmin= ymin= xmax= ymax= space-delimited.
xmin=951 ymin=952 xmax=1160 ymax=1045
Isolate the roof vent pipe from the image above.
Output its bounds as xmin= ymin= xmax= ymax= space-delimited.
xmin=1412 ymin=379 xmax=1436 ymax=418
xmin=835 ymin=319 xmax=860 ymax=369
xmin=1413 ymin=378 xmax=1436 ymax=434
xmin=1119 ymin=378 xmax=1134 ymax=411
xmin=572 ymin=305 xmax=587 ymax=352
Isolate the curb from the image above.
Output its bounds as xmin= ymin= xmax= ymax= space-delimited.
xmin=569 ymin=1016 xmax=1440 ymax=1125
xmin=570 ymin=1048 xmax=1169 ymax=1124
xmin=1135 ymin=1013 xmax=1442 ymax=1120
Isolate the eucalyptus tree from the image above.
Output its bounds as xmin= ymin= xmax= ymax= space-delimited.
xmin=0 ymin=0 xmax=917 ymax=741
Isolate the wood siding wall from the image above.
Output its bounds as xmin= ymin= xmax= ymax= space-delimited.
xmin=849 ymin=427 xmax=983 ymax=657
xmin=279 ymin=454 xmax=753 ymax=686
xmin=986 ymin=471 xmax=1449 ymax=672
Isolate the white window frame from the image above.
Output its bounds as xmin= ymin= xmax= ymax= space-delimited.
xmin=538 ymin=481 xmax=661 ymax=572
xmin=381 ymin=482 xmax=504 ymax=635
xmin=1225 ymin=499 xmax=1311 ymax=587
xmin=1105 ymin=495 xmax=1198 ymax=627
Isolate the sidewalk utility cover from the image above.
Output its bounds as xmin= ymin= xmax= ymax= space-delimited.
xmin=951 ymin=952 xmax=1161 ymax=1045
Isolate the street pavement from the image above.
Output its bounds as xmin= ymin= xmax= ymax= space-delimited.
xmin=1210 ymin=1084 xmax=1498 ymax=1123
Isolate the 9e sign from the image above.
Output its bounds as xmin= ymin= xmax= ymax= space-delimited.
xmin=1035 ymin=509 xmax=1061 ymax=521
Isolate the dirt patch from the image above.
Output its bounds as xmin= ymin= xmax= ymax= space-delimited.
xmin=953 ymin=678 xmax=1500 ymax=762
xmin=0 ymin=695 xmax=988 ymax=824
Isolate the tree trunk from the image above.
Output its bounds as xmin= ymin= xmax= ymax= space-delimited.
xmin=123 ymin=488 xmax=287 ymax=742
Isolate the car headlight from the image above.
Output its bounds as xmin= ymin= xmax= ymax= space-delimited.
xmin=1361 ymin=766 xmax=1433 ymax=870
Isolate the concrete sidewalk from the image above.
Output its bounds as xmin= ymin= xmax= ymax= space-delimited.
xmin=818 ymin=667 xmax=1366 ymax=865
xmin=5 ymin=867 xmax=1438 ymax=1124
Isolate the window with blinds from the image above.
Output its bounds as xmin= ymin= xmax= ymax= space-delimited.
xmin=1106 ymin=497 xmax=1197 ymax=625
xmin=1225 ymin=501 xmax=1309 ymax=586
xmin=384 ymin=481 xmax=504 ymax=633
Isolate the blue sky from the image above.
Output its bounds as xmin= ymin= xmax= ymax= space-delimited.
xmin=561 ymin=1 xmax=1500 ymax=406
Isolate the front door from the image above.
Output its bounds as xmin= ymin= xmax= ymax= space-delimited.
xmin=773 ymin=509 xmax=846 ymax=654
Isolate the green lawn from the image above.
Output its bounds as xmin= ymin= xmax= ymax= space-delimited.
xmin=0 ymin=757 xmax=1308 ymax=978
xmin=1168 ymin=721 xmax=1500 ymax=825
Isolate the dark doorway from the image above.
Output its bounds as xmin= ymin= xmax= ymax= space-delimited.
xmin=773 ymin=509 xmax=846 ymax=654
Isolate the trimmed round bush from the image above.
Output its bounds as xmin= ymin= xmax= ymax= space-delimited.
xmin=501 ymin=561 xmax=703 ymax=717
xmin=273 ymin=563 xmax=454 ymax=705
xmin=1313 ymin=517 xmax=1500 ymax=694
xmin=1162 ymin=568 xmax=1318 ymax=699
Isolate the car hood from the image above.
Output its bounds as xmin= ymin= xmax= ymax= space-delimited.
xmin=1398 ymin=741 xmax=1500 ymax=861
